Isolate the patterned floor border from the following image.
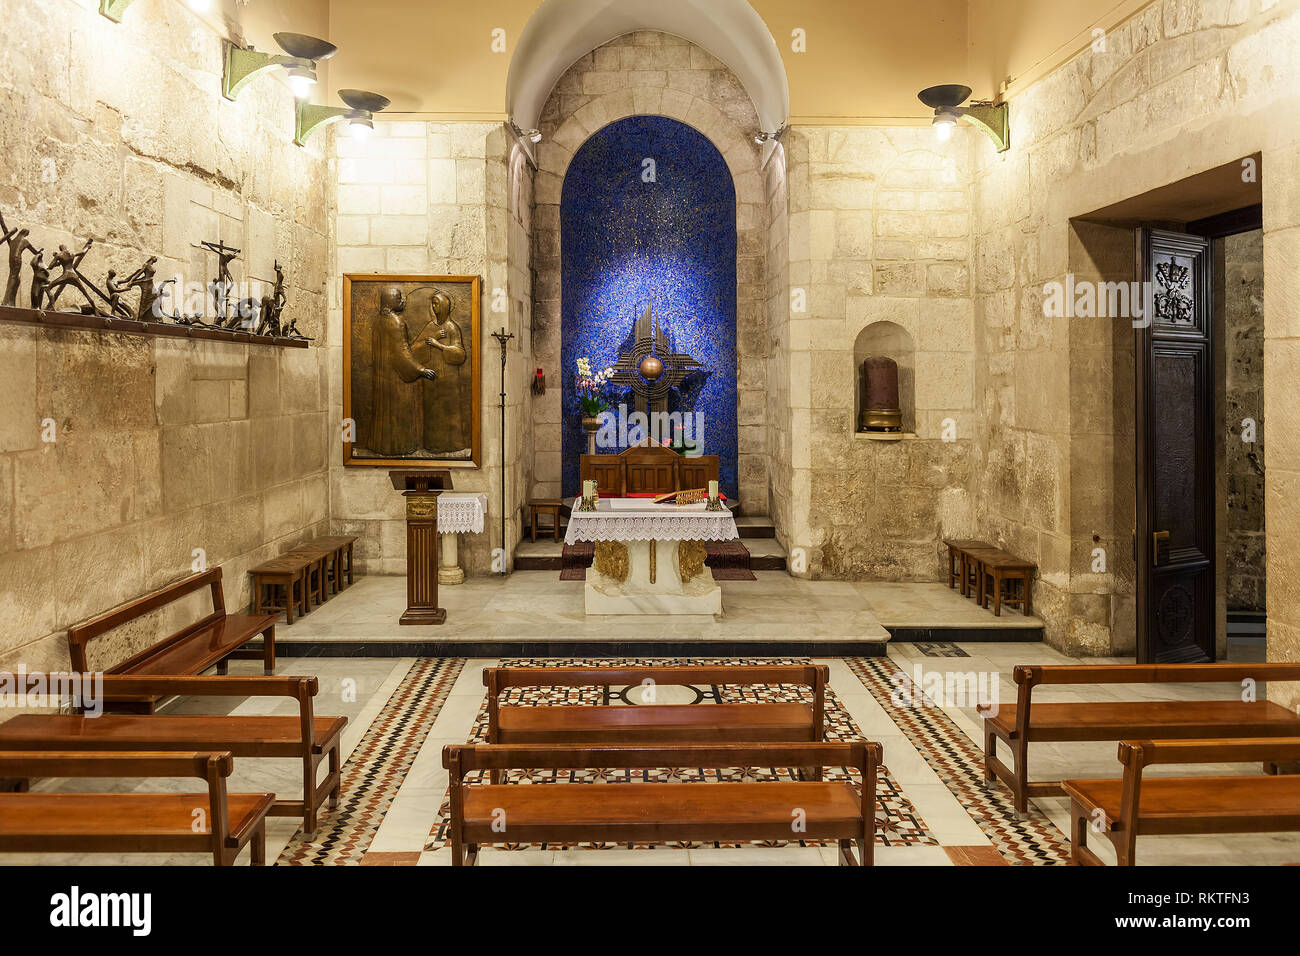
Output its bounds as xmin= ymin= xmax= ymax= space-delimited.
xmin=424 ymin=656 xmax=936 ymax=855
xmin=277 ymin=657 xmax=465 ymax=865
xmin=845 ymin=657 xmax=1072 ymax=865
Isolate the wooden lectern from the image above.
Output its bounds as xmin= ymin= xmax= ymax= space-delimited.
xmin=389 ymin=469 xmax=454 ymax=625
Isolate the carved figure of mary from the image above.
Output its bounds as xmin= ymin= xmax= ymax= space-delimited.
xmin=416 ymin=291 xmax=469 ymax=455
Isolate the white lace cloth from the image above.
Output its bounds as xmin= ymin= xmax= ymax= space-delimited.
xmin=437 ymin=493 xmax=488 ymax=534
xmin=565 ymin=497 xmax=738 ymax=544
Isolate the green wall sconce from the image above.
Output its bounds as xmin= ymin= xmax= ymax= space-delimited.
xmin=296 ymin=89 xmax=391 ymax=146
xmin=224 ymin=32 xmax=338 ymax=102
xmin=99 ymin=0 xmax=137 ymax=21
xmin=919 ymin=84 xmax=1010 ymax=152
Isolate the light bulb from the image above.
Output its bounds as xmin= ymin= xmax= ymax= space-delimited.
xmin=289 ymin=73 xmax=316 ymax=101
xmin=936 ymin=121 xmax=953 ymax=142
xmin=350 ymin=120 xmax=372 ymax=141
xmin=187 ymin=0 xmax=212 ymax=11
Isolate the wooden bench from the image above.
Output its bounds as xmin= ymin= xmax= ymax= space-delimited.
xmin=442 ymin=741 xmax=881 ymax=866
xmin=981 ymin=662 xmax=1300 ymax=817
xmin=1065 ymin=737 xmax=1300 ymax=866
xmin=311 ymin=535 xmax=357 ymax=593
xmin=0 ymin=675 xmax=345 ymax=835
xmin=485 ymin=665 xmax=828 ymax=783
xmin=943 ymin=538 xmax=989 ymax=592
xmin=284 ymin=542 xmax=335 ymax=609
xmin=0 ymin=751 xmax=274 ymax=865
xmin=68 ymin=568 xmax=278 ymax=713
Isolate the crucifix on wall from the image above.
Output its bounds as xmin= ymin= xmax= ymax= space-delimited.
xmin=608 ymin=302 xmax=707 ymax=416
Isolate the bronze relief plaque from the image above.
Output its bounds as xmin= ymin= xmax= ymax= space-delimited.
xmin=343 ymin=274 xmax=482 ymax=468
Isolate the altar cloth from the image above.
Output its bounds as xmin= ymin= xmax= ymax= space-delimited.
xmin=564 ymin=497 xmax=738 ymax=545
xmin=437 ymin=493 xmax=489 ymax=535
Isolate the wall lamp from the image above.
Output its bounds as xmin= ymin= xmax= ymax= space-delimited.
xmin=508 ymin=120 xmax=543 ymax=144
xmin=296 ymin=89 xmax=391 ymax=146
xmin=224 ymin=32 xmax=338 ymax=102
xmin=753 ymin=123 xmax=788 ymax=145
xmin=919 ymin=84 xmax=1009 ymax=152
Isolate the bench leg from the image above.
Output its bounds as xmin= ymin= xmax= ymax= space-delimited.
xmin=262 ymin=624 xmax=276 ymax=675
xmin=303 ymin=755 xmax=319 ymax=838
xmin=982 ymin=726 xmax=998 ymax=790
xmin=1070 ymin=801 xmax=1089 ymax=866
xmin=1023 ymin=575 xmax=1033 ymax=616
xmin=1012 ymin=735 xmax=1029 ymax=819
xmin=328 ymin=743 xmax=342 ymax=809
xmin=285 ymin=579 xmax=296 ymax=625
xmin=215 ymin=658 xmax=229 ymax=675
xmin=251 ymin=822 xmax=267 ymax=866
xmin=992 ymin=572 xmax=1003 ymax=616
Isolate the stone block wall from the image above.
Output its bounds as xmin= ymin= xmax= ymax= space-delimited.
xmin=327 ymin=121 xmax=534 ymax=574
xmin=0 ymin=0 xmax=330 ymax=672
xmin=777 ymin=126 xmax=977 ymax=579
xmin=969 ymin=0 xmax=1300 ymax=665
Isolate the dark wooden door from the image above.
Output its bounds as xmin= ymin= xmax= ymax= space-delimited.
xmin=1135 ymin=228 xmax=1215 ymax=663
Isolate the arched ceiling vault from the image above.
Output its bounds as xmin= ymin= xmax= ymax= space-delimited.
xmin=507 ymin=0 xmax=789 ymax=140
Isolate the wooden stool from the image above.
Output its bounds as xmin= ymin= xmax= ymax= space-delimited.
xmin=310 ymin=536 xmax=358 ymax=595
xmin=943 ymin=539 xmax=990 ymax=591
xmin=286 ymin=546 xmax=333 ymax=610
xmin=528 ymin=499 xmax=566 ymax=543
xmin=978 ymin=553 xmax=1036 ymax=616
xmin=249 ymin=555 xmax=311 ymax=625
xmin=959 ymin=546 xmax=1001 ymax=600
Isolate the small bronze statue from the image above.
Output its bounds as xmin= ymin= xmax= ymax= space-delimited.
xmin=1 ymin=211 xmax=38 ymax=308
xmin=130 ymin=257 xmax=162 ymax=321
xmin=28 ymin=249 xmax=49 ymax=310
xmin=104 ymin=270 xmax=137 ymax=319
xmin=201 ymin=239 xmax=241 ymax=328
xmin=45 ymin=239 xmax=100 ymax=312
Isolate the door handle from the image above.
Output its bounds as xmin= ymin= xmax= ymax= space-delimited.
xmin=1152 ymin=530 xmax=1170 ymax=566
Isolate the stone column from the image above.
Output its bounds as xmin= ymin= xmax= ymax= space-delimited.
xmin=439 ymin=532 xmax=465 ymax=585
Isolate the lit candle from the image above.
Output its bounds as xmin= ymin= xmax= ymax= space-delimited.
xmin=708 ymin=480 xmax=719 ymax=500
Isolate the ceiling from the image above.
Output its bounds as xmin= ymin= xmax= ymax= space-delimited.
xmin=220 ymin=0 xmax=1152 ymax=122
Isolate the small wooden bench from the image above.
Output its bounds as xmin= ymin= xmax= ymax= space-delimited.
xmin=0 ymin=675 xmax=345 ymax=835
xmin=0 ymin=751 xmax=274 ymax=865
xmin=311 ymin=535 xmax=357 ymax=593
xmin=943 ymin=538 xmax=989 ymax=592
xmin=284 ymin=543 xmax=335 ymax=608
xmin=1065 ymin=738 xmax=1300 ymax=866
xmin=485 ymin=665 xmax=828 ymax=783
xmin=249 ymin=553 xmax=312 ymax=624
xmin=69 ymin=568 xmax=278 ymax=713
xmin=981 ymin=662 xmax=1300 ymax=817
xmin=528 ymin=499 xmax=567 ymax=543
xmin=977 ymin=552 xmax=1036 ymax=616
xmin=442 ymin=741 xmax=881 ymax=866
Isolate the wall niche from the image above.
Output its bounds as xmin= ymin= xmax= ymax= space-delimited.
xmin=853 ymin=320 xmax=916 ymax=436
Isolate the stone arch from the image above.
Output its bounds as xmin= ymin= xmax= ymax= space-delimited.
xmin=528 ymin=31 xmax=770 ymax=513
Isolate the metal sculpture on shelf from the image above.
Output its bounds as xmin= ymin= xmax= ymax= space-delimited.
xmin=0 ymin=211 xmax=307 ymax=343
xmin=0 ymin=212 xmax=38 ymax=308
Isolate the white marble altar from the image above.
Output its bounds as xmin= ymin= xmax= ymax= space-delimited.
xmin=565 ymin=497 xmax=739 ymax=615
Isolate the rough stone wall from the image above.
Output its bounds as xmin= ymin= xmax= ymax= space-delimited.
xmin=778 ymin=127 xmax=977 ymax=579
xmin=970 ymin=0 xmax=1300 ymax=665
xmin=527 ymin=31 xmax=770 ymax=514
xmin=327 ymin=122 xmax=533 ymax=574
xmin=764 ymin=144 xmax=794 ymax=553
xmin=0 ymin=0 xmax=330 ymax=673
xmin=1223 ymin=228 xmax=1266 ymax=613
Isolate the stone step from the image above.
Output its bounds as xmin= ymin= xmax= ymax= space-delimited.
xmin=735 ymin=515 xmax=775 ymax=539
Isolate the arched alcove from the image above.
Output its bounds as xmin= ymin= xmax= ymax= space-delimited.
xmin=560 ymin=115 xmax=738 ymax=498
xmin=853 ymin=321 xmax=916 ymax=434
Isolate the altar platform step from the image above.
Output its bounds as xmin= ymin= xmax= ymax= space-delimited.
xmin=514 ymin=535 xmax=786 ymax=572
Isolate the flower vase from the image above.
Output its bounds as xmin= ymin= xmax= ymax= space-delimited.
xmin=581 ymin=415 xmax=601 ymax=455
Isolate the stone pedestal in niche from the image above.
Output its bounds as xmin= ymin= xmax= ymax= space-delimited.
xmin=389 ymin=470 xmax=454 ymax=625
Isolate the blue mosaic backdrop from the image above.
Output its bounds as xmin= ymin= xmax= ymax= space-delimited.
xmin=560 ymin=115 xmax=738 ymax=498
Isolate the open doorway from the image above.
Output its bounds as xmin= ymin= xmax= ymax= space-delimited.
xmin=1071 ymin=157 xmax=1263 ymax=662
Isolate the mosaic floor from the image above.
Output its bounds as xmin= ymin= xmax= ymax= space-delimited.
xmin=12 ymin=636 xmax=1299 ymax=867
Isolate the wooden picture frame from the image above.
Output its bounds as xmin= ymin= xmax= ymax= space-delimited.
xmin=342 ymin=274 xmax=482 ymax=468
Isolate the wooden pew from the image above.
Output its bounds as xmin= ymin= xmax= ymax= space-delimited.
xmin=0 ymin=675 xmax=345 ymax=835
xmin=0 ymin=751 xmax=274 ymax=866
xmin=981 ymin=662 xmax=1300 ymax=817
xmin=1065 ymin=737 xmax=1300 ymax=866
xmin=442 ymin=741 xmax=881 ymax=866
xmin=68 ymin=568 xmax=278 ymax=712
xmin=484 ymin=665 xmax=828 ymax=782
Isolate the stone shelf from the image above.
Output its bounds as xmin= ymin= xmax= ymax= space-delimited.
xmin=0 ymin=305 xmax=309 ymax=348
xmin=855 ymin=431 xmax=917 ymax=441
